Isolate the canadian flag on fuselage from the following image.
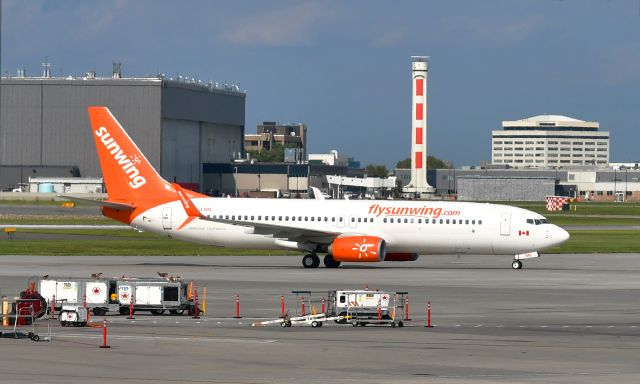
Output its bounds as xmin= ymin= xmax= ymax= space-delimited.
xmin=87 ymin=106 xmax=205 ymax=224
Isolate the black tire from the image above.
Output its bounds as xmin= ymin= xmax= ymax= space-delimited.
xmin=150 ymin=309 xmax=165 ymax=315
xmin=311 ymin=321 xmax=319 ymax=328
xmin=93 ymin=307 xmax=107 ymax=317
xmin=398 ymin=321 xmax=404 ymax=328
xmin=323 ymin=254 xmax=341 ymax=268
xmin=281 ymin=321 xmax=287 ymax=328
xmin=169 ymin=309 xmax=184 ymax=315
xmin=302 ymin=254 xmax=320 ymax=268
xmin=31 ymin=334 xmax=40 ymax=341
xmin=286 ymin=321 xmax=292 ymax=327
xmin=512 ymin=260 xmax=523 ymax=270
xmin=119 ymin=307 xmax=129 ymax=315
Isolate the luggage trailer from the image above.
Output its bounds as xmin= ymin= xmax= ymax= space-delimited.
xmin=34 ymin=276 xmax=196 ymax=316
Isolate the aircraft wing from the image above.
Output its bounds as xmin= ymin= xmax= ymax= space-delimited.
xmin=200 ymin=216 xmax=340 ymax=244
xmin=58 ymin=195 xmax=135 ymax=210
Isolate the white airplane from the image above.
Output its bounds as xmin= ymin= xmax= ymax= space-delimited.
xmin=70 ymin=107 xmax=570 ymax=270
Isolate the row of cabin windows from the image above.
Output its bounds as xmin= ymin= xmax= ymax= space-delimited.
xmin=383 ymin=218 xmax=482 ymax=225
xmin=210 ymin=214 xmax=482 ymax=226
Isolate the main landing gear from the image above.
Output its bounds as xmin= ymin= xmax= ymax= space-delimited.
xmin=301 ymin=254 xmax=342 ymax=268
xmin=323 ymin=255 xmax=341 ymax=268
xmin=302 ymin=254 xmax=320 ymax=269
xmin=511 ymin=260 xmax=523 ymax=270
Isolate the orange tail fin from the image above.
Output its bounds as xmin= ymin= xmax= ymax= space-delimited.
xmin=88 ymin=106 xmax=174 ymax=205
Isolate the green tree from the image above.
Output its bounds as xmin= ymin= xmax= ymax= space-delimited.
xmin=365 ymin=164 xmax=389 ymax=178
xmin=248 ymin=143 xmax=297 ymax=163
xmin=395 ymin=156 xmax=450 ymax=169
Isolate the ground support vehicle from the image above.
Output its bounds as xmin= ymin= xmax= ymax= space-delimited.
xmin=59 ymin=305 xmax=88 ymax=327
xmin=328 ymin=290 xmax=407 ymax=327
xmin=34 ymin=275 xmax=195 ymax=316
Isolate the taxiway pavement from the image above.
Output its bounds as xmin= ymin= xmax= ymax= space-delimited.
xmin=1 ymin=254 xmax=639 ymax=383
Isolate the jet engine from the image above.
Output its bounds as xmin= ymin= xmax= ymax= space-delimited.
xmin=328 ymin=236 xmax=386 ymax=262
xmin=383 ymin=252 xmax=419 ymax=262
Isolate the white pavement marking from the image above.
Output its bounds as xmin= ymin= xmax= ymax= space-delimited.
xmin=56 ymin=333 xmax=277 ymax=344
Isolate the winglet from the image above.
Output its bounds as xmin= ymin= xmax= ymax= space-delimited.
xmin=173 ymin=183 xmax=204 ymax=230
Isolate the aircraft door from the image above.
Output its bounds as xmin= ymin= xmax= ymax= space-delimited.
xmin=500 ymin=212 xmax=511 ymax=236
xmin=162 ymin=207 xmax=172 ymax=230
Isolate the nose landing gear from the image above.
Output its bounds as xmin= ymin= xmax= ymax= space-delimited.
xmin=511 ymin=260 xmax=523 ymax=269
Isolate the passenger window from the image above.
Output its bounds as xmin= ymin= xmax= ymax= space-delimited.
xmin=225 ymin=215 xmax=229 ymax=220
xmin=370 ymin=218 xmax=374 ymax=223
xmin=410 ymin=218 xmax=414 ymax=224
xmin=446 ymin=219 xmax=450 ymax=224
xmin=383 ymin=218 xmax=387 ymax=223
xmin=318 ymin=217 xmax=321 ymax=221
xmin=298 ymin=216 xmax=302 ymax=221
xmin=258 ymin=216 xmax=261 ymax=220
xmin=285 ymin=216 xmax=289 ymax=221
xmin=452 ymin=219 xmax=456 ymax=224
xmin=305 ymin=217 xmax=308 ymax=221
xmin=404 ymin=218 xmax=408 ymax=223
xmin=357 ymin=218 xmax=361 ymax=223
xmin=479 ymin=220 xmax=483 ymax=225
xmin=251 ymin=216 xmax=254 ymax=220
xmin=271 ymin=216 xmax=275 ymax=221
xmin=439 ymin=219 xmax=443 ymax=224
xmin=292 ymin=216 xmax=295 ymax=221
xmin=390 ymin=218 xmax=394 ymax=223
xmin=418 ymin=219 xmax=422 ymax=224
xmin=311 ymin=217 xmax=315 ymax=221
xmin=472 ymin=220 xmax=475 ymax=224
xmin=339 ymin=217 xmax=343 ymax=222
xmin=278 ymin=216 xmax=282 ymax=221
xmin=243 ymin=215 xmax=247 ymax=220
xmin=324 ymin=217 xmax=328 ymax=222
xmin=232 ymin=215 xmax=235 ymax=220
xmin=351 ymin=217 xmax=355 ymax=222
xmin=465 ymin=220 xmax=469 ymax=224
xmin=331 ymin=217 xmax=335 ymax=222
xmin=432 ymin=219 xmax=436 ymax=224
xmin=265 ymin=216 xmax=269 ymax=221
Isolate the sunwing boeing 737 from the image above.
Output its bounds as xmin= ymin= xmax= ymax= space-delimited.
xmin=69 ymin=107 xmax=570 ymax=269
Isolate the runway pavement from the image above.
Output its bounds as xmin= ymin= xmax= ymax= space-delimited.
xmin=1 ymin=254 xmax=640 ymax=383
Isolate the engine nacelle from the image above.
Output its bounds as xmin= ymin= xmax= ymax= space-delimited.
xmin=328 ymin=236 xmax=386 ymax=262
xmin=383 ymin=252 xmax=419 ymax=262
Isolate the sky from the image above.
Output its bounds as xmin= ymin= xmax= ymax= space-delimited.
xmin=1 ymin=0 xmax=639 ymax=168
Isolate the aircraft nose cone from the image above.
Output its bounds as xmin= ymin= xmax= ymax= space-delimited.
xmin=555 ymin=226 xmax=570 ymax=245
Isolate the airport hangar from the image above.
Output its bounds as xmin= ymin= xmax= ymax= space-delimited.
xmin=0 ymin=72 xmax=245 ymax=193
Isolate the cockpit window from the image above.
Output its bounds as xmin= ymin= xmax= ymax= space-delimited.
xmin=528 ymin=218 xmax=549 ymax=225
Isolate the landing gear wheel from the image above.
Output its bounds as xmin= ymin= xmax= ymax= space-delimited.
xmin=302 ymin=254 xmax=320 ymax=268
xmin=512 ymin=260 xmax=523 ymax=270
xmin=323 ymin=255 xmax=341 ymax=268
xmin=311 ymin=321 xmax=320 ymax=328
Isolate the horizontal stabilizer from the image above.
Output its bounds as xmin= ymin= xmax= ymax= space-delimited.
xmin=58 ymin=195 xmax=136 ymax=210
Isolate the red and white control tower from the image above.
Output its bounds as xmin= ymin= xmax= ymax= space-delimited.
xmin=404 ymin=56 xmax=434 ymax=196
